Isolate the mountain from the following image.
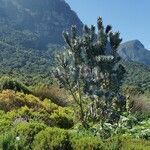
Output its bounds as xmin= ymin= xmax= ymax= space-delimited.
xmin=118 ymin=40 xmax=150 ymax=66
xmin=0 ymin=0 xmax=83 ymax=48
xmin=0 ymin=0 xmax=149 ymax=90
xmin=0 ymin=0 xmax=83 ymax=79
xmin=120 ymin=60 xmax=150 ymax=91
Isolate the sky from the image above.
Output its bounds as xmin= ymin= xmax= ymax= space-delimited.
xmin=65 ymin=0 xmax=150 ymax=49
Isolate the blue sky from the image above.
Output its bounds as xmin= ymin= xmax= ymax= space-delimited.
xmin=65 ymin=0 xmax=150 ymax=49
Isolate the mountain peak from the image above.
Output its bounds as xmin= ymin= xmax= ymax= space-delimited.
xmin=121 ymin=40 xmax=145 ymax=49
xmin=118 ymin=40 xmax=150 ymax=66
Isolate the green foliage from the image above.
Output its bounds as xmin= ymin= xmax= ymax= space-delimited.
xmin=0 ymin=36 xmax=59 ymax=83
xmin=0 ymin=77 xmax=30 ymax=94
xmin=0 ymin=90 xmax=44 ymax=112
xmin=122 ymin=85 xmax=144 ymax=96
xmin=128 ymin=119 xmax=150 ymax=140
xmin=1 ymin=122 xmax=46 ymax=150
xmin=0 ymin=110 xmax=12 ymax=134
xmin=121 ymin=60 xmax=150 ymax=92
xmin=1 ymin=133 xmax=22 ymax=150
xmin=32 ymin=127 xmax=71 ymax=150
xmin=0 ymin=90 xmax=74 ymax=129
xmin=106 ymin=135 xmax=150 ymax=150
xmin=69 ymin=131 xmax=105 ymax=150
xmin=50 ymin=107 xmax=74 ymax=129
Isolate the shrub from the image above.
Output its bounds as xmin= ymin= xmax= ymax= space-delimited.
xmin=129 ymin=119 xmax=150 ymax=140
xmin=0 ymin=89 xmax=74 ymax=128
xmin=122 ymin=85 xmax=144 ymax=96
xmin=0 ymin=133 xmax=23 ymax=150
xmin=0 ymin=76 xmax=30 ymax=94
xmin=0 ymin=110 xmax=12 ymax=134
xmin=139 ymin=129 xmax=150 ymax=140
xmin=50 ymin=107 xmax=74 ymax=129
xmin=106 ymin=135 xmax=150 ymax=150
xmin=5 ymin=105 xmax=74 ymax=128
xmin=32 ymin=127 xmax=71 ymax=150
xmin=69 ymin=131 xmax=105 ymax=150
xmin=0 ymin=90 xmax=59 ymax=112
xmin=0 ymin=122 xmax=46 ymax=150
xmin=14 ymin=122 xmax=46 ymax=145
xmin=0 ymin=90 xmax=43 ymax=112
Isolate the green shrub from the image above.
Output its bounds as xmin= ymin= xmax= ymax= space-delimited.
xmin=129 ymin=120 xmax=150 ymax=140
xmin=14 ymin=122 xmax=46 ymax=145
xmin=1 ymin=133 xmax=24 ymax=150
xmin=122 ymin=85 xmax=144 ymax=96
xmin=0 ymin=110 xmax=13 ymax=134
xmin=69 ymin=131 xmax=105 ymax=150
xmin=32 ymin=127 xmax=71 ymax=150
xmin=106 ymin=135 xmax=150 ymax=150
xmin=0 ymin=90 xmax=43 ymax=112
xmin=1 ymin=122 xmax=46 ymax=150
xmin=139 ymin=129 xmax=150 ymax=140
xmin=50 ymin=107 xmax=74 ymax=129
xmin=5 ymin=105 xmax=74 ymax=128
xmin=0 ymin=90 xmax=59 ymax=113
xmin=0 ymin=77 xmax=30 ymax=94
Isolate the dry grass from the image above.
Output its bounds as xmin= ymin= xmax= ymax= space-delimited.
xmin=32 ymin=84 xmax=70 ymax=107
xmin=129 ymin=94 xmax=150 ymax=118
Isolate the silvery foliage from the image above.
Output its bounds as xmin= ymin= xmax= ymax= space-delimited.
xmin=54 ymin=17 xmax=126 ymax=124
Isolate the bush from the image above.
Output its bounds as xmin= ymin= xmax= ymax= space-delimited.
xmin=50 ymin=107 xmax=74 ymax=129
xmin=122 ymin=85 xmax=144 ymax=96
xmin=0 ymin=90 xmax=59 ymax=113
xmin=32 ymin=127 xmax=71 ymax=150
xmin=106 ymin=135 xmax=150 ymax=150
xmin=0 ymin=110 xmax=12 ymax=134
xmin=129 ymin=119 xmax=150 ymax=140
xmin=139 ymin=129 xmax=150 ymax=140
xmin=0 ymin=122 xmax=46 ymax=150
xmin=0 ymin=90 xmax=43 ymax=112
xmin=0 ymin=77 xmax=30 ymax=94
xmin=69 ymin=131 xmax=105 ymax=150
xmin=0 ymin=133 xmax=22 ymax=150
xmin=2 ymin=102 xmax=74 ymax=128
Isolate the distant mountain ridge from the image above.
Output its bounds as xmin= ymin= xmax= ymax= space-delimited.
xmin=118 ymin=40 xmax=150 ymax=66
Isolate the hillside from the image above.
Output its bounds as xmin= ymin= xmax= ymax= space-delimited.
xmin=0 ymin=0 xmax=83 ymax=79
xmin=0 ymin=0 xmax=83 ymax=47
xmin=118 ymin=40 xmax=150 ymax=66
xmin=121 ymin=60 xmax=150 ymax=91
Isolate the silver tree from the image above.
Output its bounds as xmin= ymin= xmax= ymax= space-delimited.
xmin=53 ymin=17 xmax=126 ymax=127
